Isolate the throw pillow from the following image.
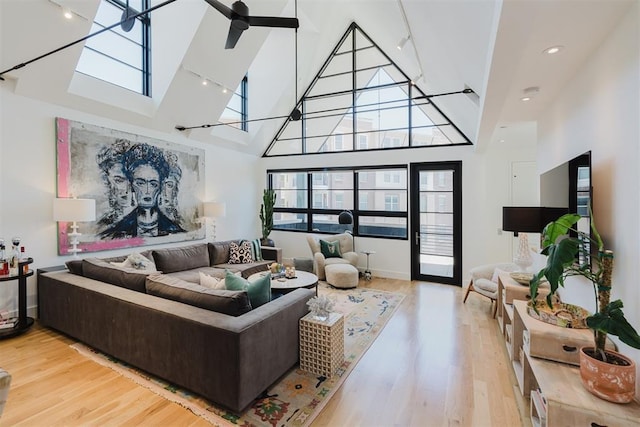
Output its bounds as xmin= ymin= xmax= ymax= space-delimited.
xmin=199 ymin=272 xmax=226 ymax=290
xmin=110 ymin=252 xmax=157 ymax=271
xmin=248 ymin=238 xmax=263 ymax=261
xmin=320 ymin=239 xmax=342 ymax=258
xmin=225 ymin=270 xmax=271 ymax=308
xmin=229 ymin=241 xmax=254 ymax=264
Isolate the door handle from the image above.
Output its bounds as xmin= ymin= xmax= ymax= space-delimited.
xmin=415 ymin=232 xmax=420 ymax=246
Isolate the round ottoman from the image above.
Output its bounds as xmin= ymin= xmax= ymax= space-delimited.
xmin=325 ymin=264 xmax=359 ymax=289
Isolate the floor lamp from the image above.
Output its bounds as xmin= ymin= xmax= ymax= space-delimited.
xmin=53 ymin=198 xmax=96 ymax=258
xmin=338 ymin=210 xmax=355 ymax=252
xmin=203 ymin=201 xmax=226 ymax=241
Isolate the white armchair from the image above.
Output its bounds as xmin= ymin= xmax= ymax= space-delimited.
xmin=463 ymin=262 xmax=518 ymax=317
xmin=306 ymin=233 xmax=358 ymax=280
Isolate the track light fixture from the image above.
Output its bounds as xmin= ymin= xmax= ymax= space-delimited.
xmin=397 ymin=36 xmax=409 ymax=50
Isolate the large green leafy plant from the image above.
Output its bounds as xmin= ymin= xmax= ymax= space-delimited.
xmin=530 ymin=212 xmax=640 ymax=361
xmin=259 ymin=189 xmax=276 ymax=241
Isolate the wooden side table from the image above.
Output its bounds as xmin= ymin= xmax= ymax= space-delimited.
xmin=299 ymin=312 xmax=344 ymax=376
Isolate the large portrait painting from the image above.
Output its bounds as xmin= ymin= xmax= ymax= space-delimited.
xmin=56 ymin=117 xmax=205 ymax=255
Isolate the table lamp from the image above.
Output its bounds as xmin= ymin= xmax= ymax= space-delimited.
xmin=203 ymin=201 xmax=226 ymax=241
xmin=502 ymin=207 xmax=543 ymax=272
xmin=53 ymin=198 xmax=96 ymax=258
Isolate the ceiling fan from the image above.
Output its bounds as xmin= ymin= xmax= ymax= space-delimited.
xmin=204 ymin=0 xmax=299 ymax=49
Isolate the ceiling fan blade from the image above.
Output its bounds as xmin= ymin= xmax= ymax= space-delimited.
xmin=204 ymin=0 xmax=233 ymax=19
xmin=247 ymin=16 xmax=299 ymax=29
xmin=225 ymin=23 xmax=245 ymax=49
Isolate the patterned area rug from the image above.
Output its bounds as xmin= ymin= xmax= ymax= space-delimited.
xmin=71 ymin=283 xmax=404 ymax=427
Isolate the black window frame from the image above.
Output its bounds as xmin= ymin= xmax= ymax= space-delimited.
xmin=77 ymin=0 xmax=152 ymax=96
xmin=268 ymin=164 xmax=408 ymax=240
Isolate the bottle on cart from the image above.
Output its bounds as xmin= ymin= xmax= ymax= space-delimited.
xmin=20 ymin=246 xmax=28 ymax=274
xmin=0 ymin=238 xmax=8 ymax=276
xmin=9 ymin=236 xmax=20 ymax=276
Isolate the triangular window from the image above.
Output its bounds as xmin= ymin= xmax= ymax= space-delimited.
xmin=264 ymin=22 xmax=471 ymax=157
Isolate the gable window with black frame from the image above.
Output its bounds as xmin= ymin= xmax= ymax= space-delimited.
xmin=76 ymin=0 xmax=151 ymax=96
xmin=268 ymin=166 xmax=408 ymax=239
xmin=264 ymin=23 xmax=471 ymax=157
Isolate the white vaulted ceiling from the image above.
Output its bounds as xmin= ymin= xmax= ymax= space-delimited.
xmin=0 ymin=0 xmax=634 ymax=155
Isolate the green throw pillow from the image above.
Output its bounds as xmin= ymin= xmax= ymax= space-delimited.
xmin=320 ymin=239 xmax=342 ymax=258
xmin=225 ymin=270 xmax=271 ymax=308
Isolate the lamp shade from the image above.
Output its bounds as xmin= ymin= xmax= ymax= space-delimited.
xmin=53 ymin=198 xmax=96 ymax=222
xmin=502 ymin=207 xmax=544 ymax=233
xmin=203 ymin=201 xmax=226 ymax=218
xmin=502 ymin=206 xmax=569 ymax=233
xmin=338 ymin=210 xmax=353 ymax=225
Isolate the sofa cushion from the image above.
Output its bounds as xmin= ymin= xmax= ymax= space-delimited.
xmin=152 ymin=243 xmax=210 ymax=273
xmin=225 ymin=270 xmax=271 ymax=309
xmin=165 ymin=266 xmax=229 ymax=284
xmin=208 ymin=240 xmax=238 ymax=265
xmin=213 ymin=261 xmax=270 ymax=278
xmin=110 ymin=252 xmax=158 ymax=271
xmin=82 ymin=258 xmax=152 ymax=293
xmin=229 ymin=241 xmax=254 ymax=264
xmin=65 ymin=259 xmax=83 ymax=275
xmin=199 ymin=272 xmax=226 ymax=290
xmin=145 ymin=274 xmax=252 ymax=316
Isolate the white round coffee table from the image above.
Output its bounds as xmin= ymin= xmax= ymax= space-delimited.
xmin=248 ymin=270 xmax=319 ymax=295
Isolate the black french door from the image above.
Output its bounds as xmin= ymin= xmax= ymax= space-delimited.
xmin=410 ymin=161 xmax=462 ymax=285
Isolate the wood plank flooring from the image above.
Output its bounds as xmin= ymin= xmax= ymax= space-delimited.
xmin=0 ymin=279 xmax=528 ymax=426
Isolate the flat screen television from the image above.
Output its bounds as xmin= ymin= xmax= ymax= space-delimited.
xmin=540 ymin=151 xmax=592 ymax=264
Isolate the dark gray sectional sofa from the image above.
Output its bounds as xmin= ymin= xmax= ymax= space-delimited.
xmin=37 ymin=241 xmax=314 ymax=413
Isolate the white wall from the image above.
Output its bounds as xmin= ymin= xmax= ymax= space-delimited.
xmin=261 ymin=139 xmax=537 ymax=281
xmin=0 ymin=86 xmax=261 ymax=318
xmin=537 ymin=3 xmax=640 ymax=394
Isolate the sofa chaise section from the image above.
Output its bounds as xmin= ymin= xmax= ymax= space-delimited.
xmin=37 ymin=270 xmax=313 ymax=413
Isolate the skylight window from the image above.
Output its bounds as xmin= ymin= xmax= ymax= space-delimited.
xmin=75 ymin=0 xmax=151 ymax=96
xmin=219 ymin=75 xmax=248 ymax=131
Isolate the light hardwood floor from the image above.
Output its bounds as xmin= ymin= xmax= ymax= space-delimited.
xmin=0 ymin=279 xmax=528 ymax=426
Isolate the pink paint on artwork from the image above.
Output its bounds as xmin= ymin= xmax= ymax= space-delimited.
xmin=56 ymin=118 xmax=71 ymax=197
xmin=85 ymin=237 xmax=146 ymax=252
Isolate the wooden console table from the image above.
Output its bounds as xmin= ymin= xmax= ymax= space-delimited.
xmin=497 ymin=271 xmax=640 ymax=426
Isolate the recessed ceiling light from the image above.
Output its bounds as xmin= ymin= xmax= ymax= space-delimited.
xmin=202 ymin=80 xmax=208 ymax=86
xmin=63 ymin=8 xmax=73 ymax=19
xmin=521 ymin=97 xmax=531 ymax=102
xmin=222 ymin=87 xmax=228 ymax=94
xmin=543 ymin=45 xmax=564 ymax=55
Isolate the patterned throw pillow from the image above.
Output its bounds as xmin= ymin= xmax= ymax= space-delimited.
xmin=320 ymin=239 xmax=342 ymax=258
xmin=229 ymin=241 xmax=254 ymax=264
xmin=248 ymin=238 xmax=263 ymax=261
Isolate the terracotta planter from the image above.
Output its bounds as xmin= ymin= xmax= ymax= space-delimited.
xmin=579 ymin=347 xmax=636 ymax=403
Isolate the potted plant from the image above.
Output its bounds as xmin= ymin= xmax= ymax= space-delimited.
xmin=259 ymin=189 xmax=276 ymax=246
xmin=530 ymin=212 xmax=640 ymax=403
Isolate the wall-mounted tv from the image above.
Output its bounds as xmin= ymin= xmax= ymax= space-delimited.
xmin=540 ymin=151 xmax=592 ymax=264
